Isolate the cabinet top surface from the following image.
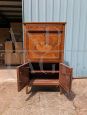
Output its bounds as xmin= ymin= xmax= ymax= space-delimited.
xmin=23 ymin=22 xmax=66 ymax=25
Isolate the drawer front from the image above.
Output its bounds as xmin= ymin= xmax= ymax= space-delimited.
xmin=26 ymin=24 xmax=63 ymax=31
xmin=46 ymin=25 xmax=63 ymax=31
xmin=26 ymin=24 xmax=45 ymax=31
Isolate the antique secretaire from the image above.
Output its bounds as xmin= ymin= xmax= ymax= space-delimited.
xmin=17 ymin=22 xmax=73 ymax=95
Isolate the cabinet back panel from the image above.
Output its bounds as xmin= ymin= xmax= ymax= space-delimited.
xmin=29 ymin=62 xmax=59 ymax=71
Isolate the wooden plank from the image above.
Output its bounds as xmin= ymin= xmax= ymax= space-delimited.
xmin=31 ymin=70 xmax=59 ymax=74
xmin=0 ymin=8 xmax=21 ymax=11
xmin=0 ymin=1 xmax=21 ymax=6
xmin=1 ymin=0 xmax=21 ymax=1
xmin=23 ymin=22 xmax=66 ymax=24
xmin=0 ymin=5 xmax=22 ymax=8
xmin=30 ymin=79 xmax=59 ymax=86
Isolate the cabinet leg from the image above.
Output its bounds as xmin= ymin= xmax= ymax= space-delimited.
xmin=60 ymin=87 xmax=63 ymax=95
xmin=26 ymin=85 xmax=31 ymax=94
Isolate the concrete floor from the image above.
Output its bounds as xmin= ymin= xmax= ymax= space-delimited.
xmin=0 ymin=69 xmax=87 ymax=115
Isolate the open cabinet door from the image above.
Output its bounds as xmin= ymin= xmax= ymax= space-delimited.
xmin=17 ymin=62 xmax=29 ymax=92
xmin=59 ymin=63 xmax=72 ymax=94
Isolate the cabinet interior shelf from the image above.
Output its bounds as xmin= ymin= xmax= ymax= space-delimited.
xmin=31 ymin=70 xmax=59 ymax=74
xmin=29 ymin=79 xmax=59 ymax=86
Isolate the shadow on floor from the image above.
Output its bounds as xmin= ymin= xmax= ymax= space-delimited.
xmin=62 ymin=89 xmax=76 ymax=101
xmin=25 ymin=86 xmax=60 ymax=101
xmin=25 ymin=86 xmax=76 ymax=101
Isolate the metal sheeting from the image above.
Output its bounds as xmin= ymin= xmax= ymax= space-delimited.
xmin=23 ymin=0 xmax=87 ymax=77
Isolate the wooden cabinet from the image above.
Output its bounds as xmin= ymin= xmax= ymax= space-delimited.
xmin=17 ymin=22 xmax=73 ymax=96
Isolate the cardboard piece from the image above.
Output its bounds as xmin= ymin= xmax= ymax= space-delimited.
xmin=15 ymin=42 xmax=22 ymax=52
xmin=5 ymin=41 xmax=13 ymax=53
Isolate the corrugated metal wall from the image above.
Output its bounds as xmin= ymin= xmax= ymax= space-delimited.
xmin=23 ymin=0 xmax=87 ymax=78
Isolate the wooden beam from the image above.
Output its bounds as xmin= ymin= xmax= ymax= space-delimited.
xmin=0 ymin=7 xmax=22 ymax=11
xmin=0 ymin=19 xmax=22 ymax=22
xmin=0 ymin=10 xmax=21 ymax=13
xmin=0 ymin=5 xmax=21 ymax=8
xmin=0 ymin=0 xmax=21 ymax=1
xmin=0 ymin=1 xmax=21 ymax=6
xmin=3 ymin=12 xmax=22 ymax=15
xmin=7 ymin=16 xmax=22 ymax=18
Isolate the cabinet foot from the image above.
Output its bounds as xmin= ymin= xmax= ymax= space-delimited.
xmin=60 ymin=87 xmax=63 ymax=95
xmin=26 ymin=85 xmax=31 ymax=94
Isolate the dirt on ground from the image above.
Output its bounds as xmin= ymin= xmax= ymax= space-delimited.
xmin=0 ymin=69 xmax=87 ymax=115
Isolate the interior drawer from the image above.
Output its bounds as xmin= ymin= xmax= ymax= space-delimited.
xmin=46 ymin=25 xmax=63 ymax=31
xmin=26 ymin=24 xmax=45 ymax=31
xmin=26 ymin=24 xmax=63 ymax=31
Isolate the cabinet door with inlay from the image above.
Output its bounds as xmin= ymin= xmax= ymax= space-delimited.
xmin=17 ymin=62 xmax=29 ymax=92
xmin=59 ymin=63 xmax=72 ymax=94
